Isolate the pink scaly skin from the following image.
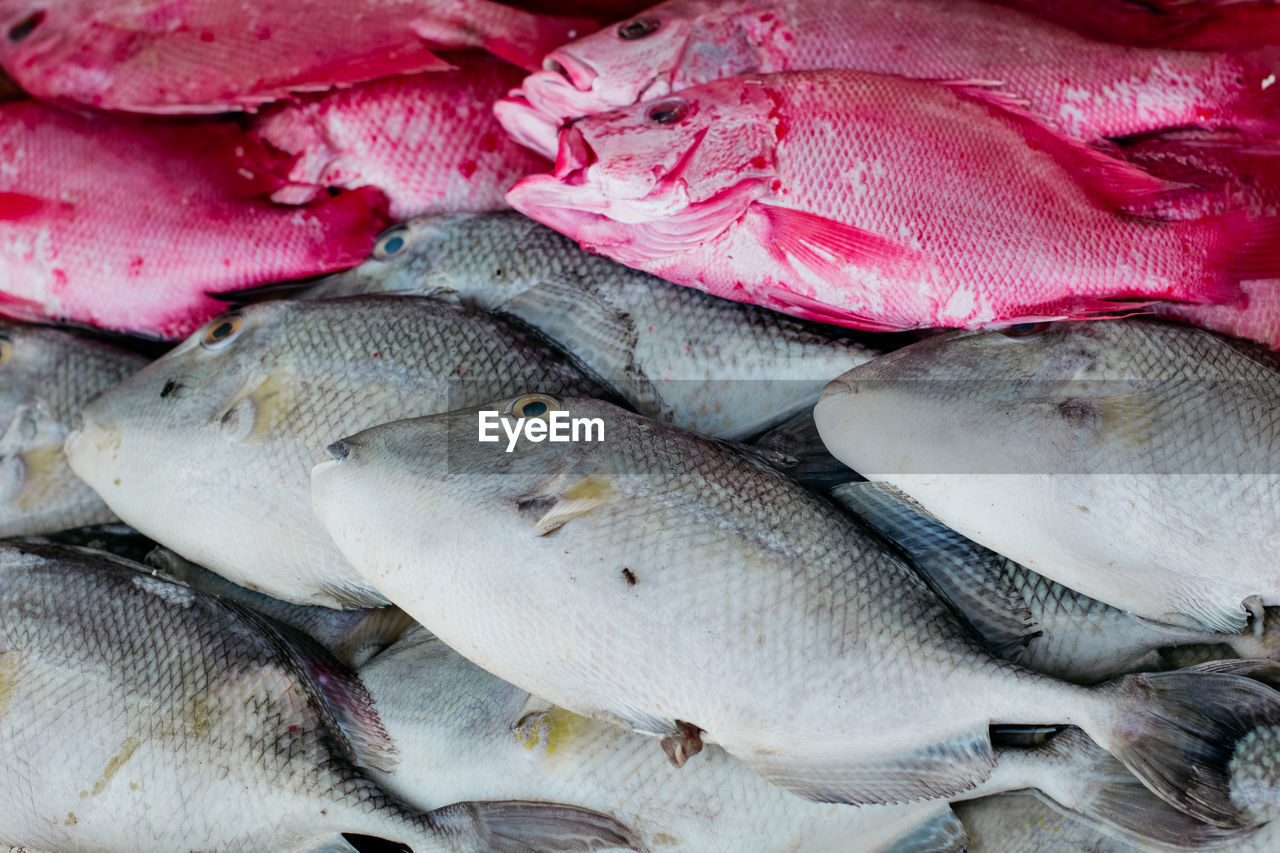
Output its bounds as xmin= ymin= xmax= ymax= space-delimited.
xmin=989 ymin=0 xmax=1280 ymax=49
xmin=0 ymin=101 xmax=390 ymax=339
xmin=254 ymin=57 xmax=549 ymax=219
xmin=499 ymin=0 xmax=1280 ymax=159
xmin=506 ymin=71 xmax=1278 ymax=332
xmin=0 ymin=0 xmax=595 ymax=114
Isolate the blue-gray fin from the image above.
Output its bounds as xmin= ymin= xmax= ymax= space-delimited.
xmin=882 ymin=809 xmax=969 ymax=853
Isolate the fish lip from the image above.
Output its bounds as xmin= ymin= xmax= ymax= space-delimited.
xmin=542 ymin=49 xmax=598 ymax=92
xmin=553 ymin=124 xmax=598 ymax=183
xmin=493 ymin=94 xmax=561 ymax=160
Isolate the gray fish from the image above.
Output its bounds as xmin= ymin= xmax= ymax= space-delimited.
xmin=831 ymin=481 xmax=1280 ymax=685
xmin=0 ymin=322 xmax=145 ymax=536
xmin=63 ymin=295 xmax=608 ymax=608
xmin=0 ymin=541 xmax=640 ymax=852
xmin=814 ymin=320 xmax=1280 ymax=635
xmin=302 ymin=213 xmax=879 ymax=438
xmin=311 ymin=394 xmax=1280 ymax=829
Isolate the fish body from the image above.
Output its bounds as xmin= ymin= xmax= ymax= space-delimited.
xmin=508 ymin=70 xmax=1271 ymax=332
xmin=359 ymin=626 xmax=959 ymax=853
xmin=0 ymin=541 xmax=639 ymax=852
xmin=0 ymin=323 xmax=145 ymax=535
xmin=501 ymin=0 xmax=1280 ymax=157
xmin=63 ymin=296 xmax=608 ymax=608
xmin=0 ymin=0 xmax=593 ymax=113
xmin=312 ymin=395 xmax=1280 ymax=827
xmin=814 ymin=320 xmax=1280 ymax=635
xmin=255 ymin=59 xmax=550 ymax=220
xmin=0 ymin=101 xmax=390 ymax=338
xmin=305 ymin=212 xmax=879 ymax=437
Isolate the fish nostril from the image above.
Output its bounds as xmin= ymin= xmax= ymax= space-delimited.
xmin=325 ymin=440 xmax=350 ymax=461
xmin=8 ymin=10 xmax=45 ymax=43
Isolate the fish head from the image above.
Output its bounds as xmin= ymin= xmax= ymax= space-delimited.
xmin=507 ymin=78 xmax=778 ymax=264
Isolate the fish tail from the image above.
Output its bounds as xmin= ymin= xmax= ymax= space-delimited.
xmin=1087 ymin=667 xmax=1280 ymax=827
xmin=426 ymin=800 xmax=643 ymax=852
xmin=412 ymin=1 xmax=598 ymax=72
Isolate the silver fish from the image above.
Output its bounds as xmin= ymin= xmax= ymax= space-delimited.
xmin=303 ymin=213 xmax=879 ymax=438
xmin=310 ymin=393 xmax=1280 ymax=829
xmin=0 ymin=541 xmax=640 ymax=852
xmin=0 ymin=323 xmax=145 ymax=536
xmin=814 ymin=320 xmax=1280 ymax=635
xmin=64 ymin=296 xmax=608 ymax=608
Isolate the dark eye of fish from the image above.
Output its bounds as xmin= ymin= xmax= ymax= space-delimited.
xmin=1000 ymin=322 xmax=1051 ymax=339
xmin=506 ymin=393 xmax=561 ymax=419
xmin=7 ymin=10 xmax=44 ymax=43
xmin=646 ymin=100 xmax=688 ymax=126
xmin=617 ymin=17 xmax=660 ymax=40
xmin=200 ymin=312 xmax=244 ymax=349
xmin=372 ymin=225 xmax=410 ymax=261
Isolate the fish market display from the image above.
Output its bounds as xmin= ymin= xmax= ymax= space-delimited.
xmin=255 ymin=59 xmax=550 ymax=220
xmin=0 ymin=101 xmax=390 ymax=338
xmin=814 ymin=320 xmax=1280 ymax=635
xmin=500 ymin=0 xmax=1280 ymax=157
xmin=0 ymin=540 xmax=640 ymax=852
xmin=833 ymin=481 xmax=1280 ymax=684
xmin=312 ymin=394 xmax=1280 ymax=828
xmin=507 ymin=70 xmax=1278 ymax=332
xmin=305 ymin=212 xmax=879 ymax=437
xmin=64 ymin=296 xmax=609 ymax=608
xmin=0 ymin=323 xmax=145 ymax=536
xmin=0 ymin=0 xmax=594 ymax=113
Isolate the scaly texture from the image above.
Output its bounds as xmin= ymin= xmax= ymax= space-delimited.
xmin=0 ymin=101 xmax=390 ymax=338
xmin=64 ymin=296 xmax=610 ymax=608
xmin=508 ymin=70 xmax=1267 ymax=332
xmin=255 ymin=59 xmax=550 ymax=219
xmin=0 ymin=322 xmax=146 ymax=536
xmin=501 ymin=0 xmax=1280 ymax=156
xmin=305 ymin=212 xmax=879 ymax=437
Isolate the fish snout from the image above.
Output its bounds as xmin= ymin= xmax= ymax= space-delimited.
xmin=493 ymin=95 xmax=561 ymax=160
xmin=819 ymin=377 xmax=854 ymax=404
xmin=542 ymin=50 xmax=598 ymax=92
xmin=325 ymin=440 xmax=351 ymax=462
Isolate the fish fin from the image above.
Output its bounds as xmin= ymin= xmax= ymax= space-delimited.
xmin=749 ymin=727 xmax=996 ymax=804
xmin=0 ymin=191 xmax=72 ymax=222
xmin=429 ymin=800 xmax=642 ymax=852
xmin=1096 ymin=668 xmax=1280 ymax=826
xmin=519 ymin=473 xmax=618 ymax=535
xmin=752 ymin=203 xmax=922 ymax=276
xmin=331 ymin=607 xmax=417 ymax=670
xmin=411 ymin=1 xmax=597 ymax=71
xmin=881 ymin=810 xmax=968 ymax=853
xmin=829 ymin=481 xmax=1038 ymax=659
xmin=296 ymin=186 xmax=393 ymax=270
xmin=750 ymin=409 xmax=861 ymax=489
xmin=762 ymin=287 xmax=917 ymax=332
xmin=1223 ymin=215 xmax=1280 ymax=284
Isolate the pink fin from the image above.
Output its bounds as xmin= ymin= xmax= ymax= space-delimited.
xmin=753 ymin=204 xmax=921 ymax=274
xmin=1227 ymin=215 xmax=1280 ymax=284
xmin=765 ymin=288 xmax=913 ymax=332
xmin=413 ymin=0 xmax=598 ymax=71
xmin=302 ymin=186 xmax=393 ymax=267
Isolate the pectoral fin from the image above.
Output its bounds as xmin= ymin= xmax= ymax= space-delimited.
xmin=519 ymin=473 xmax=618 ymax=536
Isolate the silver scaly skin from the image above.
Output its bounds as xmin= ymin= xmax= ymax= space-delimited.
xmin=0 ymin=541 xmax=641 ymax=853
xmin=303 ymin=212 xmax=879 ymax=438
xmin=63 ymin=295 xmax=610 ymax=609
xmin=0 ymin=322 xmax=146 ymax=536
xmin=312 ymin=394 xmax=1280 ymax=831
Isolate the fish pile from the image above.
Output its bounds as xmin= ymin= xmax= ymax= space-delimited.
xmin=5 ymin=1 xmax=1280 ymax=852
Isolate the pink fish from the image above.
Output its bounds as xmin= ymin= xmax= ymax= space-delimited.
xmin=254 ymin=57 xmax=549 ymax=219
xmin=497 ymin=0 xmax=1280 ymax=158
xmin=0 ymin=101 xmax=390 ymax=339
xmin=989 ymin=0 xmax=1280 ymax=48
xmin=506 ymin=70 xmax=1280 ymax=332
xmin=0 ymin=0 xmax=595 ymax=114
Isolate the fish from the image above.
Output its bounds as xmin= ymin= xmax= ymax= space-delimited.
xmin=499 ymin=0 xmax=1280 ymax=158
xmin=989 ymin=0 xmax=1280 ymax=50
xmin=0 ymin=100 xmax=391 ymax=339
xmin=507 ymin=70 xmax=1280 ymax=333
xmin=0 ymin=0 xmax=595 ymax=114
xmin=254 ymin=58 xmax=550 ymax=220
xmin=813 ymin=319 xmax=1280 ymax=636
xmin=311 ymin=393 xmax=1280 ymax=828
xmin=357 ymin=625 xmax=964 ymax=853
xmin=0 ymin=323 xmax=146 ymax=536
xmin=301 ymin=212 xmax=880 ymax=438
xmin=63 ymin=295 xmax=611 ymax=609
xmin=831 ymin=481 xmax=1280 ymax=685
xmin=0 ymin=540 xmax=640 ymax=852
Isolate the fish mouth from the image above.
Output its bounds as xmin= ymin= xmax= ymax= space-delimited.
xmin=493 ymin=94 xmax=562 ymax=160
xmin=553 ymin=124 xmax=599 ymax=185
xmin=818 ymin=377 xmax=853 ymax=404
xmin=541 ymin=49 xmax=598 ymax=92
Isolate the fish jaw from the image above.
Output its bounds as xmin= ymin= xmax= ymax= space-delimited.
xmin=494 ymin=93 xmax=564 ymax=159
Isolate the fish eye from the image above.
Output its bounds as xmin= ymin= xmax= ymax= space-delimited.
xmin=504 ymin=393 xmax=562 ymax=420
xmin=645 ymin=99 xmax=688 ymax=126
xmin=1000 ymin=322 xmax=1051 ymax=339
xmin=200 ymin=312 xmax=244 ymax=350
xmin=7 ymin=10 xmax=44 ymax=43
xmin=0 ymin=333 xmax=10 ymax=366
xmin=372 ymin=225 xmax=410 ymax=261
xmin=617 ymin=17 xmax=660 ymax=40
